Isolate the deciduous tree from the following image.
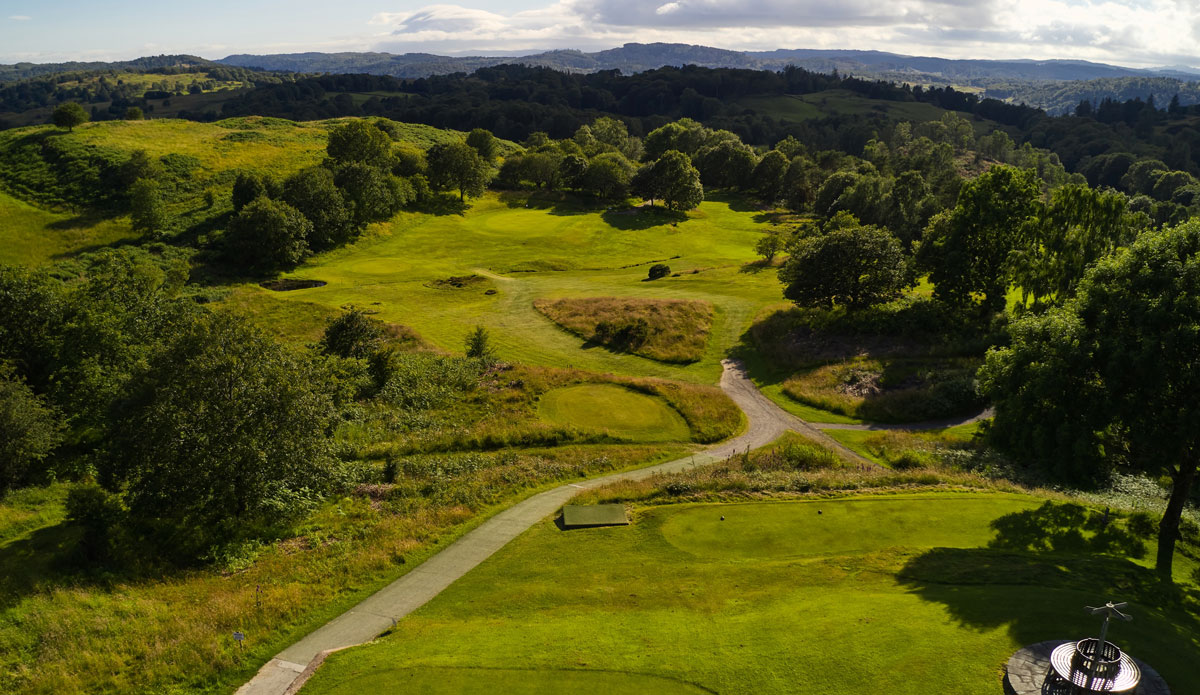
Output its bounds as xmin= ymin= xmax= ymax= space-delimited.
xmin=103 ymin=312 xmax=337 ymax=553
xmin=980 ymin=220 xmax=1200 ymax=580
xmin=52 ymin=102 xmax=88 ymax=131
xmin=779 ymin=220 xmax=910 ymax=309
xmin=427 ymin=140 xmax=491 ymax=201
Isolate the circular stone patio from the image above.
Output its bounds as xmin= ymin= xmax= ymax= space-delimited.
xmin=1005 ymin=640 xmax=1170 ymax=695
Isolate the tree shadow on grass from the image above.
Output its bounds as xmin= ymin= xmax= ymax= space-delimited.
xmin=895 ymin=502 xmax=1200 ymax=689
xmin=496 ymin=189 xmax=614 ymax=217
xmin=0 ymin=522 xmax=134 ymax=611
xmin=601 ymin=206 xmax=687 ymax=231
xmin=412 ymin=193 xmax=470 ymax=216
xmin=739 ymin=259 xmax=775 ymax=274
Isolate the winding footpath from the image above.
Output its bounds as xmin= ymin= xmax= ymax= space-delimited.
xmin=236 ymin=359 xmax=868 ymax=695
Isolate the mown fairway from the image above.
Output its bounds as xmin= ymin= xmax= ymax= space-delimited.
xmin=238 ymin=193 xmax=787 ymax=383
xmin=300 ymin=493 xmax=1200 ymax=695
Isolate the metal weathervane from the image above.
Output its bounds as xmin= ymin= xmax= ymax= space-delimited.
xmin=1083 ymin=601 xmax=1132 ymax=691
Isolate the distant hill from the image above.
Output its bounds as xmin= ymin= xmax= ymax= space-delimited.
xmin=217 ymin=42 xmax=1199 ymax=83
xmin=0 ymin=54 xmax=216 ymax=82
xmin=9 ymin=44 xmax=1200 ymax=115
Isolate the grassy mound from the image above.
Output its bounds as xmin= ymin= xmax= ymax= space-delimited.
xmin=300 ymin=494 xmax=1200 ymax=695
xmin=537 ymin=384 xmax=690 ymax=443
xmin=781 ymin=356 xmax=984 ymax=423
xmin=534 ymin=297 xmax=714 ymax=363
xmin=314 ymin=667 xmax=711 ymax=694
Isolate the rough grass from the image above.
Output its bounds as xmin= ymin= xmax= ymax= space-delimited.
xmin=0 ymin=444 xmax=686 ymax=695
xmin=0 ymin=190 xmax=135 ymax=266
xmin=533 ymin=297 xmax=714 ymax=363
xmin=299 ymin=492 xmax=1200 ymax=695
xmin=781 ymin=356 xmax=984 ymax=423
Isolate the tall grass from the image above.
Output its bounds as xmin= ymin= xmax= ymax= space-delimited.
xmin=0 ymin=445 xmax=679 ymax=695
xmin=533 ymin=297 xmax=714 ymax=363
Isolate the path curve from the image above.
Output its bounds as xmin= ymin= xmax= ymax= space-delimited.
xmin=235 ymin=359 xmax=869 ymax=695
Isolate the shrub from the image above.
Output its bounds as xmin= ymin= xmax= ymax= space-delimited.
xmin=65 ymin=483 xmax=126 ymax=563
xmin=0 ymin=369 xmax=63 ymax=491
xmin=648 ymin=264 xmax=671 ymax=280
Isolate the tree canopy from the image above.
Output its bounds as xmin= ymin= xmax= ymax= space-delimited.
xmin=980 ymin=219 xmax=1200 ymax=579
xmin=779 ymin=218 xmax=911 ymax=309
xmin=103 ymin=312 xmax=337 ymax=552
xmin=52 ymin=102 xmax=88 ymax=131
xmin=426 ymin=140 xmax=491 ymax=201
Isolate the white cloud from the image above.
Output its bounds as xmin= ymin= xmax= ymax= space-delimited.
xmin=365 ymin=0 xmax=1200 ymax=67
xmin=8 ymin=15 xmax=32 ymax=21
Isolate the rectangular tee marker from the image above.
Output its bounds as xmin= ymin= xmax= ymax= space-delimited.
xmin=561 ymin=504 xmax=629 ymax=528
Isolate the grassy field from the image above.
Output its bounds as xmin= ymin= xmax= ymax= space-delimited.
xmin=241 ymin=192 xmax=787 ymax=384
xmin=0 ymin=190 xmax=136 ymax=265
xmin=301 ymin=493 xmax=1200 ymax=695
xmin=533 ymin=297 xmax=714 ymax=363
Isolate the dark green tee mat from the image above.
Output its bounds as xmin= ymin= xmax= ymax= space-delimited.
xmin=561 ymin=504 xmax=630 ymax=528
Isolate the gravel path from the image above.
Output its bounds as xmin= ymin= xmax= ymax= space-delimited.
xmin=234 ymin=359 xmax=870 ymax=695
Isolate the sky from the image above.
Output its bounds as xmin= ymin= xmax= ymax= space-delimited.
xmin=2 ymin=0 xmax=1199 ymax=68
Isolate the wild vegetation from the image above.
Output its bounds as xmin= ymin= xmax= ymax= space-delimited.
xmin=533 ymin=297 xmax=714 ymax=363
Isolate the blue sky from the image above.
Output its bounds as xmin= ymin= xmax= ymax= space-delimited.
xmin=2 ymin=1 xmax=1198 ymax=68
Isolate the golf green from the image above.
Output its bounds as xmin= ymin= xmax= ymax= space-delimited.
xmin=537 ymin=384 xmax=690 ymax=442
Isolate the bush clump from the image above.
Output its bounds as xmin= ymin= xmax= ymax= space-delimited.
xmin=647 ymin=264 xmax=671 ymax=280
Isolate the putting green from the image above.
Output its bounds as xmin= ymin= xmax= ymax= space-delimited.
xmin=659 ymin=496 xmax=1041 ymax=559
xmin=537 ymin=384 xmax=690 ymax=442
xmin=315 ymin=667 xmax=712 ymax=694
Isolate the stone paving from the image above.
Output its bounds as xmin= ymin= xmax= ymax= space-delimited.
xmin=1005 ymin=640 xmax=1171 ymax=695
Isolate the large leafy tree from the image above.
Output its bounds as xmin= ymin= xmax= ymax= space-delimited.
xmin=751 ymin=150 xmax=790 ymax=203
xmin=129 ymin=178 xmax=167 ymax=239
xmin=282 ymin=166 xmax=353 ymax=251
xmin=426 ymin=140 xmax=491 ymax=201
xmin=921 ymin=165 xmax=1041 ymax=311
xmin=979 ymin=220 xmax=1200 ymax=580
xmin=580 ymin=152 xmax=635 ymax=201
xmin=1011 ymin=183 xmax=1144 ymax=307
xmin=635 ymin=150 xmax=703 ymax=211
xmin=52 ymin=102 xmax=88 ymax=131
xmin=465 ymin=128 xmax=498 ymax=162
xmin=333 ymin=162 xmax=411 ymax=227
xmin=326 ymin=119 xmax=394 ymax=168
xmin=103 ymin=312 xmax=337 ymax=552
xmin=778 ymin=218 xmax=911 ymax=309
xmin=224 ymin=197 xmax=312 ymax=270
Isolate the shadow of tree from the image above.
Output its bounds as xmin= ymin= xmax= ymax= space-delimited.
xmin=413 ymin=193 xmax=470 ymax=216
xmin=987 ymin=501 xmax=1148 ymax=559
xmin=601 ymin=206 xmax=687 ymax=231
xmin=896 ymin=503 xmax=1200 ymax=690
xmin=496 ymin=189 xmax=610 ymax=217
